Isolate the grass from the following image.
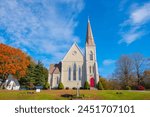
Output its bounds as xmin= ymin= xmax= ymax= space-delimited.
xmin=0 ymin=90 xmax=150 ymax=100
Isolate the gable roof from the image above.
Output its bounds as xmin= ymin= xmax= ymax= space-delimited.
xmin=49 ymin=63 xmax=61 ymax=74
xmin=61 ymin=42 xmax=84 ymax=62
xmin=6 ymin=75 xmax=20 ymax=86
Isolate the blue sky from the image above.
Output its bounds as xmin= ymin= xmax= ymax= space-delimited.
xmin=0 ymin=0 xmax=150 ymax=78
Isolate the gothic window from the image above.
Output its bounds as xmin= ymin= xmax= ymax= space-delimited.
xmin=89 ymin=66 xmax=92 ymax=73
xmin=78 ymin=67 xmax=81 ymax=80
xmin=93 ymin=65 xmax=95 ymax=73
xmin=73 ymin=63 xmax=76 ymax=80
xmin=57 ymin=76 xmax=59 ymax=84
xmin=68 ymin=67 xmax=71 ymax=81
xmin=90 ymin=51 xmax=93 ymax=60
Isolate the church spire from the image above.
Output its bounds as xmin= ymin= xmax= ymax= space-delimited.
xmin=86 ymin=19 xmax=95 ymax=46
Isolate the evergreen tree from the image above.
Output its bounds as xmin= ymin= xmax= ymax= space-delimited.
xmin=84 ymin=81 xmax=90 ymax=89
xmin=58 ymin=82 xmax=64 ymax=89
xmin=34 ymin=61 xmax=44 ymax=86
xmin=97 ymin=81 xmax=104 ymax=90
xmin=19 ymin=60 xmax=48 ymax=89
xmin=19 ymin=61 xmax=36 ymax=89
xmin=44 ymin=82 xmax=50 ymax=89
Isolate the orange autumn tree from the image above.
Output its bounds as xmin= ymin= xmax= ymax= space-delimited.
xmin=0 ymin=43 xmax=30 ymax=79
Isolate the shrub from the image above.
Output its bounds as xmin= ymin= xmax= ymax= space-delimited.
xmin=131 ymin=85 xmax=137 ymax=90
xmin=66 ymin=87 xmax=69 ymax=90
xmin=116 ymin=92 xmax=123 ymax=94
xmin=97 ymin=81 xmax=104 ymax=90
xmin=44 ymin=82 xmax=50 ymax=89
xmin=137 ymin=85 xmax=145 ymax=90
xmin=72 ymin=87 xmax=77 ymax=90
xmin=80 ymin=87 xmax=83 ymax=89
xmin=125 ymin=86 xmax=131 ymax=90
xmin=58 ymin=82 xmax=64 ymax=89
xmin=99 ymin=77 xmax=109 ymax=89
xmin=28 ymin=82 xmax=35 ymax=90
xmin=2 ymin=85 xmax=5 ymax=89
xmin=84 ymin=81 xmax=90 ymax=89
xmin=145 ymin=83 xmax=150 ymax=89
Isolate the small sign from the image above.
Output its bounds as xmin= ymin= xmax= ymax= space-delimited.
xmin=36 ymin=89 xmax=40 ymax=92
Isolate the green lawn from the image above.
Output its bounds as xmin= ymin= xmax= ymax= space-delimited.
xmin=0 ymin=90 xmax=150 ymax=100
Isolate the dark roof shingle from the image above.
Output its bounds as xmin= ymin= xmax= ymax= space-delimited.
xmin=49 ymin=63 xmax=61 ymax=74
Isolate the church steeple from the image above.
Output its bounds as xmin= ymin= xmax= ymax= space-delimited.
xmin=84 ymin=18 xmax=99 ymax=87
xmin=86 ymin=19 xmax=95 ymax=46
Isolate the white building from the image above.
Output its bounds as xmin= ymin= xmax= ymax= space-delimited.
xmin=4 ymin=75 xmax=20 ymax=90
xmin=48 ymin=20 xmax=99 ymax=89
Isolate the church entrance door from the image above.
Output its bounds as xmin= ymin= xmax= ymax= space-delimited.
xmin=90 ymin=77 xmax=95 ymax=87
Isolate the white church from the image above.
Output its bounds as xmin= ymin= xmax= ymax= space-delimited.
xmin=48 ymin=20 xmax=99 ymax=89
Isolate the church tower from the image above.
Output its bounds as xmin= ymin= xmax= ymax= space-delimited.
xmin=85 ymin=19 xmax=99 ymax=88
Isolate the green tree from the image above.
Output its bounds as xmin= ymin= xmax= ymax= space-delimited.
xmin=99 ymin=77 xmax=109 ymax=89
xmin=44 ymin=82 xmax=50 ymax=89
xmin=125 ymin=86 xmax=131 ymax=90
xmin=97 ymin=81 xmax=104 ymax=90
xmin=19 ymin=61 xmax=36 ymax=89
xmin=58 ymin=82 xmax=64 ymax=89
xmin=84 ymin=81 xmax=90 ymax=89
xmin=34 ymin=61 xmax=46 ymax=86
xmin=19 ymin=60 xmax=48 ymax=89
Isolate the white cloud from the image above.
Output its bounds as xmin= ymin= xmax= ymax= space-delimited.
xmin=119 ymin=2 xmax=150 ymax=44
xmin=103 ymin=59 xmax=116 ymax=66
xmin=0 ymin=0 xmax=84 ymax=66
xmin=119 ymin=30 xmax=144 ymax=44
xmin=130 ymin=3 xmax=150 ymax=25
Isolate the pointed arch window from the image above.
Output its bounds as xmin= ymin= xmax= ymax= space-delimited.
xmin=93 ymin=65 xmax=95 ymax=73
xmin=57 ymin=76 xmax=59 ymax=84
xmin=78 ymin=67 xmax=81 ymax=80
xmin=89 ymin=66 xmax=92 ymax=74
xmin=73 ymin=63 xmax=76 ymax=81
xmin=68 ymin=67 xmax=71 ymax=81
xmin=90 ymin=51 xmax=93 ymax=61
